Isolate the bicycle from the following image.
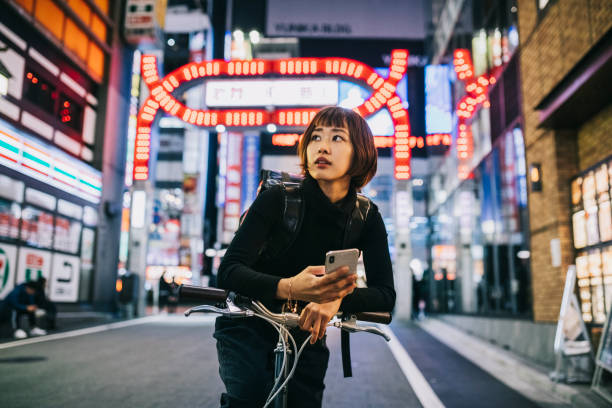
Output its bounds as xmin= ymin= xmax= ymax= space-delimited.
xmin=179 ymin=284 xmax=392 ymax=408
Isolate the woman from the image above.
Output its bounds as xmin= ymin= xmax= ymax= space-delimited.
xmin=215 ymin=106 xmax=396 ymax=407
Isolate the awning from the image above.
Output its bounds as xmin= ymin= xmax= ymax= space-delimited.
xmin=535 ymin=29 xmax=611 ymax=129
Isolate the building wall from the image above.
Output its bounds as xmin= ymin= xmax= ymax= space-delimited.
xmin=577 ymin=104 xmax=612 ymax=171
xmin=517 ymin=0 xmax=612 ymax=322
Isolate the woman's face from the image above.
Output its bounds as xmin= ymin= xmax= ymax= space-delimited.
xmin=306 ymin=125 xmax=353 ymax=185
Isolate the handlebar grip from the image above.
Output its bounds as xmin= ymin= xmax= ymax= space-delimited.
xmin=354 ymin=312 xmax=392 ymax=324
xmin=179 ymin=285 xmax=228 ymax=304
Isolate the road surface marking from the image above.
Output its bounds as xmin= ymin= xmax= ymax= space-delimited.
xmin=382 ymin=325 xmax=445 ymax=408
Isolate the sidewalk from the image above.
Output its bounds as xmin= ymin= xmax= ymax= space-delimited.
xmin=410 ymin=317 xmax=608 ymax=408
xmin=0 ymin=305 xmax=194 ymax=343
xmin=0 ymin=309 xmax=123 ymax=343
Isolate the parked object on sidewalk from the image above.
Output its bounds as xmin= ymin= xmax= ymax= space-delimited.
xmin=117 ymin=270 xmax=139 ymax=319
xmin=167 ymin=277 xmax=179 ymax=314
xmin=592 ymin=281 xmax=612 ymax=404
xmin=549 ymin=266 xmax=593 ymax=384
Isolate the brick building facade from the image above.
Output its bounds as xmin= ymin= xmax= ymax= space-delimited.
xmin=517 ymin=0 xmax=611 ymax=323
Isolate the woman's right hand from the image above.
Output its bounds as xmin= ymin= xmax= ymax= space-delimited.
xmin=276 ymin=265 xmax=357 ymax=303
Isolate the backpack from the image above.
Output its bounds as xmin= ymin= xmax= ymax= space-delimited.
xmin=241 ymin=169 xmax=372 ymax=262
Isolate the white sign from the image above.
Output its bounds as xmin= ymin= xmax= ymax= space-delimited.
xmin=0 ymin=174 xmax=24 ymax=202
xmin=16 ymin=247 xmax=52 ymax=284
xmin=49 ymin=253 xmax=80 ymax=302
xmin=550 ymin=238 xmax=562 ymax=267
xmin=25 ymin=188 xmax=56 ymax=211
xmin=58 ymin=199 xmax=83 ymax=220
xmin=0 ymin=243 xmax=17 ymax=298
xmin=205 ymin=79 xmax=338 ymax=107
xmin=266 ymin=0 xmax=425 ymax=39
xmin=83 ymin=206 xmax=98 ymax=227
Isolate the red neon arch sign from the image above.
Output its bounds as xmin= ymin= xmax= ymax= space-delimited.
xmin=452 ymin=49 xmax=493 ymax=180
xmin=134 ymin=50 xmax=411 ymax=181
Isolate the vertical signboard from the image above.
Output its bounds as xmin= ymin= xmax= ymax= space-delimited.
xmin=16 ymin=248 xmax=52 ymax=283
xmin=49 ymin=254 xmax=81 ymax=302
xmin=222 ymin=132 xmax=243 ymax=244
xmin=0 ymin=243 xmax=17 ymax=298
xmin=241 ymin=134 xmax=260 ymax=212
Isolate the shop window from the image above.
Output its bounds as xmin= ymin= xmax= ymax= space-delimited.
xmin=572 ymin=158 xmax=612 ymax=324
xmin=23 ymin=70 xmax=58 ymax=117
xmin=67 ymin=0 xmax=91 ymax=25
xmin=34 ymin=0 xmax=65 ymax=40
xmin=64 ymin=19 xmax=89 ymax=61
xmin=20 ymin=206 xmax=54 ymax=249
xmin=90 ymin=14 xmax=107 ymax=42
xmin=87 ymin=43 xmax=105 ymax=79
xmin=14 ymin=0 xmax=34 ymax=13
xmin=0 ymin=199 xmax=21 ymax=239
xmin=58 ymin=94 xmax=84 ymax=133
xmin=54 ymin=216 xmax=82 ymax=253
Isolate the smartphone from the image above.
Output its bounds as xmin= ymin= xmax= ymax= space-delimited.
xmin=325 ymin=248 xmax=360 ymax=275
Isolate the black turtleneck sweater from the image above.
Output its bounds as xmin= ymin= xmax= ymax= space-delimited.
xmin=217 ymin=176 xmax=396 ymax=313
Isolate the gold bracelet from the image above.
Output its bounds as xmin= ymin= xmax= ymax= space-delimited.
xmin=288 ymin=277 xmax=297 ymax=313
xmin=288 ymin=277 xmax=294 ymax=301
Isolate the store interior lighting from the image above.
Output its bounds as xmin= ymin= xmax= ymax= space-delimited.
xmin=233 ymin=29 xmax=244 ymax=42
xmin=249 ymin=30 xmax=260 ymax=44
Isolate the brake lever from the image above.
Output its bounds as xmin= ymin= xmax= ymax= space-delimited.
xmin=332 ymin=317 xmax=391 ymax=341
xmin=184 ymin=304 xmax=253 ymax=318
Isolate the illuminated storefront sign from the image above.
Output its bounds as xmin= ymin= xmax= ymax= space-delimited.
xmin=205 ymin=79 xmax=338 ymax=107
xmin=0 ymin=122 xmax=102 ymax=203
xmin=222 ymin=132 xmax=242 ymax=244
xmin=425 ymin=65 xmax=452 ymax=135
xmin=134 ymin=50 xmax=411 ymax=181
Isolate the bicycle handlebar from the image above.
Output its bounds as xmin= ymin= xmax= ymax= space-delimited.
xmin=179 ymin=284 xmax=228 ymax=304
xmin=179 ymin=284 xmax=391 ymax=324
xmin=353 ymin=312 xmax=392 ymax=325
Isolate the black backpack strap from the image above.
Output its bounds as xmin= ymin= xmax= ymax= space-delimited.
xmin=281 ymin=184 xmax=304 ymax=244
xmin=258 ymin=183 xmax=303 ymax=261
xmin=340 ymin=194 xmax=372 ymax=378
xmin=342 ymin=194 xmax=372 ymax=250
xmin=341 ymin=330 xmax=352 ymax=377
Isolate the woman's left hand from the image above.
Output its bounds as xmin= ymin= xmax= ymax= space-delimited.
xmin=298 ymin=299 xmax=343 ymax=344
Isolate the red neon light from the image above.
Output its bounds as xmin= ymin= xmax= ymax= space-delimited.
xmin=134 ymin=52 xmax=411 ymax=181
xmin=426 ymin=134 xmax=452 ymax=146
xmin=453 ymin=49 xmax=493 ymax=179
xmin=272 ymin=133 xmax=301 ymax=146
xmin=374 ymin=136 xmax=394 ymax=148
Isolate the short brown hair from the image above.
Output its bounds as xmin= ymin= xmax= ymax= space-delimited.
xmin=298 ymin=106 xmax=377 ymax=189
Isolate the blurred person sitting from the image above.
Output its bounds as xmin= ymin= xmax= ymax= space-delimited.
xmin=32 ymin=277 xmax=57 ymax=331
xmin=0 ymin=281 xmax=45 ymax=339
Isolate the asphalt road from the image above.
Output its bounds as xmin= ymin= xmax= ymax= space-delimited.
xmin=0 ymin=315 xmax=420 ymax=408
